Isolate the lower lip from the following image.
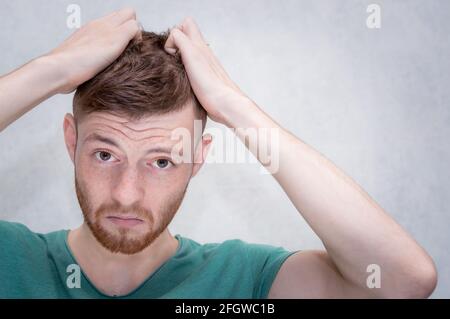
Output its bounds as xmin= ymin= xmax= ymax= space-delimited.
xmin=107 ymin=217 xmax=144 ymax=227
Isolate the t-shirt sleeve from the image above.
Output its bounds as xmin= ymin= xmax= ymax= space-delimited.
xmin=0 ymin=221 xmax=61 ymax=297
xmin=0 ymin=220 xmax=47 ymax=263
xmin=245 ymin=242 xmax=298 ymax=299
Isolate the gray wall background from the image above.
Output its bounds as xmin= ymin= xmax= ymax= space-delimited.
xmin=0 ymin=0 xmax=448 ymax=298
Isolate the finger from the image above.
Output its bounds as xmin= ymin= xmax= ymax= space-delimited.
xmin=165 ymin=25 xmax=231 ymax=87
xmin=164 ymin=27 xmax=194 ymax=55
xmin=118 ymin=19 xmax=141 ymax=45
xmin=178 ymin=17 xmax=218 ymax=65
xmin=176 ymin=20 xmax=229 ymax=83
xmin=135 ymin=21 xmax=144 ymax=41
xmin=97 ymin=10 xmax=117 ymax=21
xmin=178 ymin=16 xmax=207 ymax=45
xmin=108 ymin=7 xmax=136 ymax=26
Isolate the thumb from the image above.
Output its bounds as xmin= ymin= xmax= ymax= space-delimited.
xmin=164 ymin=27 xmax=192 ymax=55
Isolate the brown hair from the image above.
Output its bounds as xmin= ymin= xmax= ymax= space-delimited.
xmin=73 ymin=30 xmax=206 ymax=129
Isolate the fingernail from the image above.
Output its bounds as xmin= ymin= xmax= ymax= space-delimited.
xmin=165 ymin=47 xmax=177 ymax=55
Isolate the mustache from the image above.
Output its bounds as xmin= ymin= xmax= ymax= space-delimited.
xmin=95 ymin=202 xmax=152 ymax=221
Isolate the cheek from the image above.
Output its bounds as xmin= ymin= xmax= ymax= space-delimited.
xmin=145 ymin=166 xmax=191 ymax=203
xmin=76 ymin=158 xmax=112 ymax=203
xmin=145 ymin=171 xmax=188 ymax=194
xmin=78 ymin=151 xmax=114 ymax=180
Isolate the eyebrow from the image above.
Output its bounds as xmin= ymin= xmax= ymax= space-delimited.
xmin=84 ymin=133 xmax=175 ymax=155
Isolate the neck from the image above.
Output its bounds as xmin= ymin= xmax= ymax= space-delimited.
xmin=67 ymin=223 xmax=179 ymax=296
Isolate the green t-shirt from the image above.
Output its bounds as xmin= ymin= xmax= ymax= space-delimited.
xmin=0 ymin=221 xmax=296 ymax=299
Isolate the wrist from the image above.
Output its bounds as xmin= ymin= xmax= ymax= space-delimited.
xmin=33 ymin=54 xmax=70 ymax=95
xmin=220 ymin=94 xmax=277 ymax=130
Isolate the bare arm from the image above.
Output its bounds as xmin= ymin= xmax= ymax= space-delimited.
xmin=0 ymin=7 xmax=141 ymax=133
xmin=164 ymin=17 xmax=438 ymax=299
xmin=0 ymin=56 xmax=62 ymax=132
xmin=229 ymin=100 xmax=438 ymax=299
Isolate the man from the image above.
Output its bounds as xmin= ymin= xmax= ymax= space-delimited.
xmin=0 ymin=8 xmax=437 ymax=298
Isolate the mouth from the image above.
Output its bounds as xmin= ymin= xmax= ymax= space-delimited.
xmin=106 ymin=215 xmax=144 ymax=228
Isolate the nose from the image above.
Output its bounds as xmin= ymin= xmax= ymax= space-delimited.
xmin=111 ymin=166 xmax=145 ymax=208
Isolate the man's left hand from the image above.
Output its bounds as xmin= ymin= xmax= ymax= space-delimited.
xmin=164 ymin=17 xmax=249 ymax=126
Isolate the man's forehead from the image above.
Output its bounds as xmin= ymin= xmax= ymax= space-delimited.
xmin=79 ymin=109 xmax=196 ymax=136
xmin=82 ymin=131 xmax=181 ymax=156
xmin=76 ymin=110 xmax=201 ymax=155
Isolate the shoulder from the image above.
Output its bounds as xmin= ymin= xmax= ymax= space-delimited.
xmin=0 ymin=220 xmax=39 ymax=240
xmin=179 ymin=236 xmax=267 ymax=257
xmin=180 ymin=235 xmax=293 ymax=260
xmin=179 ymin=235 xmax=296 ymax=298
xmin=0 ymin=221 xmax=49 ymax=273
xmin=0 ymin=220 xmax=63 ymax=254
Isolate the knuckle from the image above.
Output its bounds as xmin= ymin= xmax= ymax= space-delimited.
xmin=122 ymin=7 xmax=136 ymax=16
xmin=171 ymin=27 xmax=183 ymax=38
xmin=185 ymin=16 xmax=195 ymax=24
xmin=130 ymin=20 xmax=139 ymax=29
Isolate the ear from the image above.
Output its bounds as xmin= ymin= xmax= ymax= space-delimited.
xmin=191 ymin=133 xmax=213 ymax=178
xmin=63 ymin=113 xmax=77 ymax=164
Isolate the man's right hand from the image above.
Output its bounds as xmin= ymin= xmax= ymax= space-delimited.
xmin=48 ymin=7 xmax=141 ymax=94
xmin=0 ymin=7 xmax=141 ymax=132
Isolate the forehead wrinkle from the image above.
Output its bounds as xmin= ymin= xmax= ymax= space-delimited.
xmin=85 ymin=124 xmax=184 ymax=151
xmin=87 ymin=112 xmax=193 ymax=134
xmin=89 ymin=113 xmax=130 ymax=124
xmin=91 ymin=123 xmax=175 ymax=143
xmin=121 ymin=123 xmax=177 ymax=133
xmin=84 ymin=132 xmax=182 ymax=157
xmin=90 ymin=125 xmax=137 ymax=143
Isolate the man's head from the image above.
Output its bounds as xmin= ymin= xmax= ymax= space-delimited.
xmin=63 ymin=30 xmax=211 ymax=255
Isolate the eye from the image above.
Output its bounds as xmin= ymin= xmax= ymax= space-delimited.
xmin=94 ymin=151 xmax=117 ymax=163
xmin=151 ymin=158 xmax=173 ymax=169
